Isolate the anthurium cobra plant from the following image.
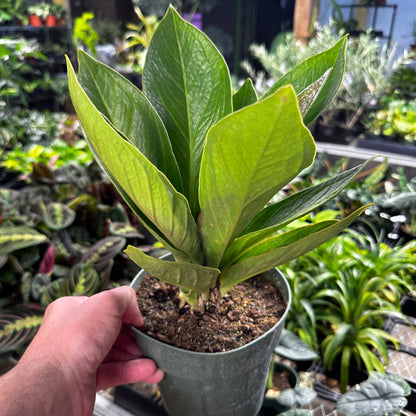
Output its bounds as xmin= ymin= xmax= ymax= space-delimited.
xmin=67 ymin=6 xmax=372 ymax=307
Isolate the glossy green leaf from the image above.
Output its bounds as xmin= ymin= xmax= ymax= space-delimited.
xmin=143 ymin=6 xmax=232 ymax=215
xmin=222 ymin=159 xmax=374 ymax=267
xmin=0 ymin=226 xmax=48 ymax=255
xmin=199 ymin=85 xmax=315 ymax=267
xmin=297 ymin=68 xmax=331 ymax=117
xmin=76 ymin=50 xmax=183 ymax=193
xmin=220 ymin=205 xmax=369 ymax=293
xmin=125 ymin=246 xmax=219 ymax=295
xmin=67 ymin=57 xmax=203 ymax=265
xmin=264 ymin=36 xmax=347 ymax=125
xmin=233 ymin=78 xmax=257 ymax=111
xmin=336 ymin=378 xmax=407 ymax=416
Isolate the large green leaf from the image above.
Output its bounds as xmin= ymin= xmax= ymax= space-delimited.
xmin=125 ymin=246 xmax=219 ymax=295
xmin=199 ymin=85 xmax=315 ymax=268
xmin=336 ymin=377 xmax=408 ymax=416
xmin=219 ymin=205 xmax=369 ymax=293
xmin=143 ymin=6 xmax=232 ymax=215
xmin=0 ymin=226 xmax=48 ymax=255
xmin=221 ymin=159 xmax=374 ymax=267
xmin=67 ymin=57 xmax=203 ymax=265
xmin=76 ymin=50 xmax=183 ymax=193
xmin=263 ymin=36 xmax=347 ymax=125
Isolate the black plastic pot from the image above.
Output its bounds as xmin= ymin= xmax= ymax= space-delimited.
xmin=130 ymin=254 xmax=291 ymax=416
xmin=401 ymin=296 xmax=416 ymax=318
xmin=262 ymin=361 xmax=300 ymax=413
xmin=406 ymin=387 xmax=416 ymax=413
xmin=324 ymin=358 xmax=368 ymax=388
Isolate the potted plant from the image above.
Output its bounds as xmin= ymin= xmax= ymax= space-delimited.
xmin=67 ymin=6 xmax=373 ymax=416
xmin=244 ymin=20 xmax=408 ymax=144
xmin=47 ymin=3 xmax=66 ymax=26
xmin=27 ymin=3 xmax=50 ymax=26
xmin=263 ymin=347 xmax=316 ymax=414
xmin=281 ymin=227 xmax=414 ymax=393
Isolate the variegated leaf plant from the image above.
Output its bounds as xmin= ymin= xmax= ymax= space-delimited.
xmin=67 ymin=6 xmax=373 ymax=306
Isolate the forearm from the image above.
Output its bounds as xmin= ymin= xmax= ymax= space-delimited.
xmin=0 ymin=356 xmax=76 ymax=416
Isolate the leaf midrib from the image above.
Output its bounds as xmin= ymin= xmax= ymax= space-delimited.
xmin=215 ymin=97 xmax=285 ymax=265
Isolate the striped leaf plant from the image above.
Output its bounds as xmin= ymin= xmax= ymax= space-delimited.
xmin=67 ymin=6 xmax=372 ymax=307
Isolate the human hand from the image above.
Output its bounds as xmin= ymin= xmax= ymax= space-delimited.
xmin=0 ymin=286 xmax=164 ymax=416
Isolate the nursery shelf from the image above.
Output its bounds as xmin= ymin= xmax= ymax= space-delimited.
xmin=387 ymin=348 xmax=416 ymax=385
xmin=94 ymin=392 xmax=135 ymax=416
xmin=305 ymin=398 xmax=343 ymax=416
xmin=386 ymin=316 xmax=416 ymax=387
xmin=316 ymin=142 xmax=416 ymax=178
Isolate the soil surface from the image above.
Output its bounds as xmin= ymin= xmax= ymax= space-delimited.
xmin=136 ymin=274 xmax=286 ymax=352
xmin=272 ymin=369 xmax=293 ymax=392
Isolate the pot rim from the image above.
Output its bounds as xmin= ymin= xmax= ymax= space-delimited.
xmin=130 ymin=253 xmax=292 ymax=357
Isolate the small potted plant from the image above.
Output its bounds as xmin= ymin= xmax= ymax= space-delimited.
xmin=47 ymin=3 xmax=66 ymax=26
xmin=67 ymin=6 xmax=373 ymax=416
xmin=27 ymin=2 xmax=50 ymax=26
xmin=263 ymin=358 xmax=301 ymax=412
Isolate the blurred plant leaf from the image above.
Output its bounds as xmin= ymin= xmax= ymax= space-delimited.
xmin=0 ymin=306 xmax=43 ymax=353
xmin=336 ymin=376 xmax=408 ymax=416
xmin=275 ymin=329 xmax=319 ymax=361
xmin=44 ymin=202 xmax=76 ymax=230
xmin=0 ymin=226 xmax=48 ymax=255
xmin=66 ymin=263 xmax=100 ymax=296
xmin=81 ymin=236 xmax=126 ymax=271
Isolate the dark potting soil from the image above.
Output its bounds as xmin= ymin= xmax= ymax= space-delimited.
xmin=272 ymin=370 xmax=293 ymax=392
xmin=136 ymin=275 xmax=286 ymax=353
